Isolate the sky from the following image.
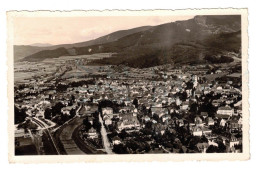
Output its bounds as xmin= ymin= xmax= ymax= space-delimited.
xmin=13 ymin=16 xmax=194 ymax=45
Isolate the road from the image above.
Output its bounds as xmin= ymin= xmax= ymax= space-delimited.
xmin=59 ymin=116 xmax=86 ymax=155
xmin=99 ymin=114 xmax=114 ymax=154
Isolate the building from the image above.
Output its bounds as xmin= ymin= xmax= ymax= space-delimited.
xmin=102 ymin=107 xmax=113 ymax=116
xmin=192 ymin=126 xmax=212 ymax=136
xmin=104 ymin=116 xmax=112 ymax=126
xmin=112 ymin=136 xmax=121 ymax=145
xmin=88 ymin=127 xmax=98 ymax=139
xmin=117 ymin=113 xmax=140 ymax=131
xmin=217 ymin=106 xmax=234 ymax=116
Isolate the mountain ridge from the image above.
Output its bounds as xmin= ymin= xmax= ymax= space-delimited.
xmin=19 ymin=15 xmax=241 ymax=68
xmin=14 ymin=26 xmax=152 ymax=62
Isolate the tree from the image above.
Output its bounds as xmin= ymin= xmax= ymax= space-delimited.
xmin=44 ymin=108 xmax=52 ymax=120
xmin=201 ymin=135 xmax=208 ymax=143
xmin=93 ymin=118 xmax=101 ymax=132
xmin=61 ymin=113 xmax=69 ymax=122
xmin=190 ymin=102 xmax=199 ymax=114
xmin=71 ymin=95 xmax=75 ymax=102
xmin=83 ymin=118 xmax=92 ymax=131
xmin=113 ymin=144 xmax=128 ymax=154
xmin=118 ymin=129 xmax=128 ymax=140
xmin=69 ymin=108 xmax=76 ymax=118
xmin=179 ymin=91 xmax=188 ymax=101
xmin=217 ymin=141 xmax=227 ymax=153
xmin=52 ymin=102 xmax=64 ymax=116
xmin=14 ymin=106 xmax=27 ymax=124
xmin=126 ymin=140 xmax=139 ymax=152
xmin=206 ymin=145 xmax=218 ymax=153
xmin=144 ymin=142 xmax=151 ymax=152
xmin=133 ymin=98 xmax=138 ymax=108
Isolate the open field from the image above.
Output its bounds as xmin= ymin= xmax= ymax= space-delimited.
xmin=14 ymin=53 xmax=114 ymax=83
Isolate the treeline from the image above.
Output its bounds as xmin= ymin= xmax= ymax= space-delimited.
xmin=205 ymin=55 xmax=234 ymax=63
xmin=56 ymin=79 xmax=95 ymax=92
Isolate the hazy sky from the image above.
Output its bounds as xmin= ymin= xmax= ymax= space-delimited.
xmin=13 ymin=16 xmax=194 ymax=45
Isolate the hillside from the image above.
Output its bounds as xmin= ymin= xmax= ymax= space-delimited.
xmin=29 ymin=43 xmax=53 ymax=47
xmin=21 ymin=48 xmax=69 ymax=62
xmin=20 ymin=15 xmax=241 ymax=68
xmin=80 ymin=15 xmax=241 ymax=67
xmin=15 ymin=26 xmax=151 ymax=62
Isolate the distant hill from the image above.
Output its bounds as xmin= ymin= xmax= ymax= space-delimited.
xmin=29 ymin=43 xmax=53 ymax=47
xmin=20 ymin=15 xmax=241 ymax=68
xmin=21 ymin=47 xmax=69 ymax=62
xmin=14 ymin=26 xmax=151 ymax=62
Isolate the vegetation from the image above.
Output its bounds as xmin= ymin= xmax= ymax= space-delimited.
xmin=14 ymin=106 xmax=27 ymax=124
xmin=20 ymin=16 xmax=241 ymax=68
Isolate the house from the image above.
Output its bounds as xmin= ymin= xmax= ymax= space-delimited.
xmin=161 ymin=114 xmax=171 ymax=122
xmin=208 ymin=139 xmax=219 ymax=147
xmin=181 ymin=101 xmax=189 ymax=110
xmin=177 ymin=119 xmax=185 ymax=127
xmin=201 ymin=127 xmax=212 ymax=136
xmin=119 ymin=106 xmax=135 ymax=113
xmin=215 ymin=70 xmax=222 ymax=74
xmin=117 ymin=113 xmax=140 ymax=131
xmin=144 ymin=115 xmax=151 ymax=122
xmin=236 ymin=106 xmax=242 ymax=115
xmin=229 ymin=135 xmax=240 ymax=148
xmin=206 ymin=117 xmax=214 ymax=126
xmin=151 ymin=108 xmax=168 ymax=117
xmin=191 ymin=126 xmax=212 ymax=136
xmin=102 ymin=107 xmax=113 ymax=116
xmin=217 ymin=106 xmax=234 ymax=116
xmin=88 ymin=127 xmax=98 ymax=139
xmin=153 ymin=124 xmax=167 ymax=135
xmin=194 ymin=116 xmax=204 ymax=127
xmin=228 ymin=117 xmax=242 ymax=132
xmin=104 ymin=116 xmax=112 ymax=126
xmin=212 ymin=99 xmax=222 ymax=107
xmin=61 ymin=106 xmax=75 ymax=116
xmin=238 ymin=117 xmax=243 ymax=128
xmin=192 ymin=126 xmax=203 ymax=136
xmin=88 ymin=116 xmax=94 ymax=125
xmin=196 ymin=142 xmax=209 ymax=153
xmin=200 ymin=112 xmax=208 ymax=119
xmin=220 ymin=119 xmax=227 ymax=127
xmin=152 ymin=119 xmax=157 ymax=124
xmin=112 ymin=136 xmax=121 ymax=145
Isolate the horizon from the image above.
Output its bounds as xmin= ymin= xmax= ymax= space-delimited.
xmin=13 ymin=15 xmax=194 ymax=46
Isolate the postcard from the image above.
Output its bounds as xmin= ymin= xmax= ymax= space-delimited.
xmin=7 ymin=9 xmax=249 ymax=163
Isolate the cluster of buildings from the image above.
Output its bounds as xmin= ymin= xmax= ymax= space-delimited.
xmin=14 ymin=57 xmax=243 ymax=154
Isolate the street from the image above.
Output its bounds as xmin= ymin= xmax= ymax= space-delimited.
xmin=99 ymin=114 xmax=114 ymax=154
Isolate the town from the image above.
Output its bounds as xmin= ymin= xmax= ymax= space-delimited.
xmin=14 ymin=54 xmax=242 ymax=155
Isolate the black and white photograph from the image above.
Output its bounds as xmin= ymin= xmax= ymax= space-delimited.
xmin=6 ymin=9 xmax=249 ymax=162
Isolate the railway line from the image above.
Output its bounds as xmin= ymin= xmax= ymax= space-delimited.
xmin=32 ymin=117 xmax=61 ymax=155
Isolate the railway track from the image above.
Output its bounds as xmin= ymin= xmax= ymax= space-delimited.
xmin=32 ymin=117 xmax=61 ymax=155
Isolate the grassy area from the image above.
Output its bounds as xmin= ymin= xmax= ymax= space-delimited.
xmin=203 ymin=73 xmax=227 ymax=82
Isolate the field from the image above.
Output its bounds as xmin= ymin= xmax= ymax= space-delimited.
xmin=202 ymin=73 xmax=227 ymax=81
xmin=14 ymin=53 xmax=114 ymax=83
